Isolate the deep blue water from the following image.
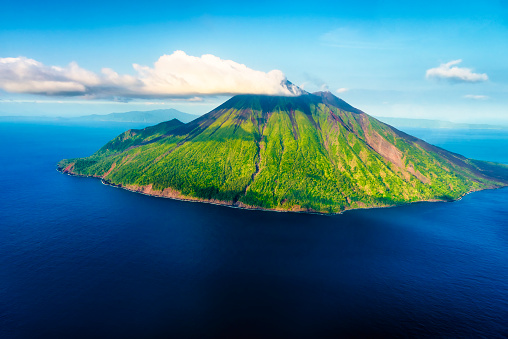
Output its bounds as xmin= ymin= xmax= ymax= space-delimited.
xmin=1 ymin=122 xmax=508 ymax=338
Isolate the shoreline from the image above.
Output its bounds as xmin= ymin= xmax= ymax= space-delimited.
xmin=57 ymin=167 xmax=506 ymax=216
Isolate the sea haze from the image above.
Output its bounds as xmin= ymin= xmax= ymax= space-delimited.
xmin=1 ymin=122 xmax=507 ymax=338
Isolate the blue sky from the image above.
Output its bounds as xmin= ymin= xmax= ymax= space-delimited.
xmin=1 ymin=0 xmax=507 ymax=123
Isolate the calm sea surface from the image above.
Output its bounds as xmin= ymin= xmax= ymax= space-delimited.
xmin=1 ymin=122 xmax=507 ymax=338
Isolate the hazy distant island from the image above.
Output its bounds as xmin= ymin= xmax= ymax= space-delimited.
xmin=58 ymin=91 xmax=508 ymax=214
xmin=375 ymin=117 xmax=508 ymax=130
xmin=4 ymin=108 xmax=506 ymax=130
xmin=0 ymin=108 xmax=198 ymax=124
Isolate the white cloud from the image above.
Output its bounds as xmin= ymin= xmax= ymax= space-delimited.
xmin=0 ymin=51 xmax=302 ymax=99
xmin=0 ymin=98 xmax=207 ymax=105
xmin=302 ymin=72 xmax=329 ymax=92
xmin=0 ymin=57 xmax=89 ymax=94
xmin=464 ymin=94 xmax=489 ymax=100
xmin=320 ymin=84 xmax=329 ymax=91
xmin=336 ymin=88 xmax=348 ymax=94
xmin=426 ymin=59 xmax=488 ymax=83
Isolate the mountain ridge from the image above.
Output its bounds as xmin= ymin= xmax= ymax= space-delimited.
xmin=58 ymin=91 xmax=508 ymax=214
xmin=0 ymin=108 xmax=197 ymax=124
xmin=72 ymin=108 xmax=197 ymax=123
xmin=375 ymin=117 xmax=508 ymax=130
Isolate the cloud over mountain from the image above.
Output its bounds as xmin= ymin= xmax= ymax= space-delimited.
xmin=426 ymin=60 xmax=488 ymax=83
xmin=0 ymin=51 xmax=301 ymax=99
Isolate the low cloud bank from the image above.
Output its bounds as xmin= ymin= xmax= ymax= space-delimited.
xmin=0 ymin=51 xmax=301 ymax=99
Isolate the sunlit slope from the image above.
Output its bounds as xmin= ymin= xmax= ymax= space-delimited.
xmin=59 ymin=92 xmax=508 ymax=213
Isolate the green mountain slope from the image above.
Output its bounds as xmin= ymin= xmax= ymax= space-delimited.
xmin=58 ymin=92 xmax=508 ymax=213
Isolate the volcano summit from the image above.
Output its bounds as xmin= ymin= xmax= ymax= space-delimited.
xmin=58 ymin=91 xmax=508 ymax=213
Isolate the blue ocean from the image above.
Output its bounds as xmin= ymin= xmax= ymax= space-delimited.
xmin=1 ymin=122 xmax=507 ymax=338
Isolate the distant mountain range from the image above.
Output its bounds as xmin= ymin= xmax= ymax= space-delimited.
xmin=70 ymin=109 xmax=197 ymax=123
xmin=2 ymin=109 xmax=506 ymax=130
xmin=0 ymin=109 xmax=198 ymax=124
xmin=375 ymin=117 xmax=507 ymax=130
xmin=58 ymin=91 xmax=508 ymax=214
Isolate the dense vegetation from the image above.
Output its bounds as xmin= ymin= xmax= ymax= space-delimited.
xmin=58 ymin=92 xmax=508 ymax=213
